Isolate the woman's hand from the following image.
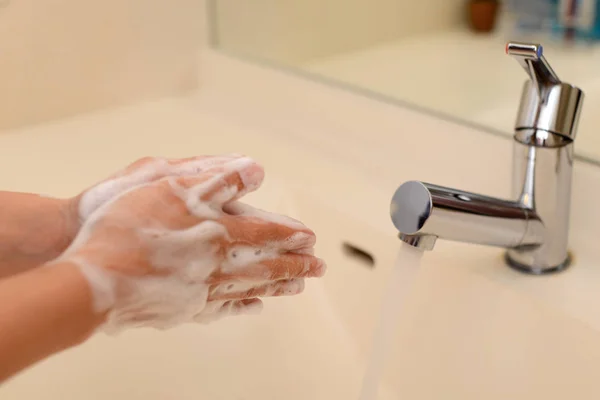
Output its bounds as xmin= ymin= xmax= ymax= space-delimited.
xmin=0 ymin=155 xmax=325 ymax=381
xmin=69 ymin=154 xmax=254 ymax=224
xmin=0 ymin=155 xmax=255 ymax=279
xmin=58 ymin=156 xmax=325 ymax=333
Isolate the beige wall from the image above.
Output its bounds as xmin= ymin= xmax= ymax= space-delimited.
xmin=213 ymin=0 xmax=466 ymax=64
xmin=0 ymin=0 xmax=204 ymax=131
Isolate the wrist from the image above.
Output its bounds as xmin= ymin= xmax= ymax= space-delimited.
xmin=45 ymin=260 xmax=109 ymax=342
xmin=28 ymin=196 xmax=80 ymax=262
xmin=58 ymin=253 xmax=117 ymax=316
xmin=60 ymin=197 xmax=81 ymax=251
xmin=0 ymin=194 xmax=81 ymax=278
xmin=0 ymin=260 xmax=106 ymax=381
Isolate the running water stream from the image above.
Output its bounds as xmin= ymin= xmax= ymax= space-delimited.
xmin=358 ymin=243 xmax=424 ymax=399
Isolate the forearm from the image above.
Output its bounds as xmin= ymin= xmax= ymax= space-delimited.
xmin=0 ymin=261 xmax=103 ymax=382
xmin=0 ymin=192 xmax=78 ymax=278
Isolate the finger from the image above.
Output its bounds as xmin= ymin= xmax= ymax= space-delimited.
xmin=203 ymin=157 xmax=265 ymax=203
xmin=291 ymin=247 xmax=315 ymax=255
xmin=223 ymin=298 xmax=264 ymax=316
xmin=162 ymin=165 xmax=263 ymax=220
xmin=194 ymin=298 xmax=263 ymax=323
xmin=167 ymin=154 xmax=244 ymax=169
xmin=118 ymin=156 xmax=201 ymax=179
xmin=124 ymin=155 xmax=243 ymax=176
xmin=167 ymin=155 xmax=261 ymax=179
xmin=219 ymin=213 xmax=316 ymax=251
xmin=209 ymin=279 xmax=305 ymax=301
xmin=169 ymin=158 xmax=265 ymax=204
xmin=78 ymin=156 xmax=249 ymax=218
xmin=223 ymin=202 xmax=307 ymax=231
xmin=258 ymin=254 xmax=326 ymax=280
xmin=210 ymin=254 xmax=326 ymax=282
xmin=117 ymin=155 xmax=251 ymax=189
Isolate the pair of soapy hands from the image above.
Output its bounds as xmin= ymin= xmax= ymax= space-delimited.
xmin=56 ymin=154 xmax=325 ymax=333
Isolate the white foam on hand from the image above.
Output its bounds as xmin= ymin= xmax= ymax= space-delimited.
xmin=56 ymin=155 xmax=325 ymax=333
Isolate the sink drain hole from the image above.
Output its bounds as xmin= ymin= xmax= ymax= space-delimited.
xmin=342 ymin=242 xmax=375 ymax=268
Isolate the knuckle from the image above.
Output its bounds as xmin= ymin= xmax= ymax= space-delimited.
xmin=133 ymin=156 xmax=158 ymax=166
xmin=156 ymin=177 xmax=176 ymax=190
xmin=127 ymin=156 xmax=166 ymax=173
xmin=170 ymin=175 xmax=189 ymax=186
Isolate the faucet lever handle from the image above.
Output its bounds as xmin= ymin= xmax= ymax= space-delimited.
xmin=506 ymin=42 xmax=561 ymax=99
xmin=506 ymin=41 xmax=584 ymax=141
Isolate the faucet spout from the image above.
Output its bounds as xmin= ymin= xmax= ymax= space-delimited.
xmin=397 ymin=233 xmax=437 ymax=251
xmin=390 ymin=181 xmax=543 ymax=251
xmin=389 ymin=42 xmax=580 ymax=275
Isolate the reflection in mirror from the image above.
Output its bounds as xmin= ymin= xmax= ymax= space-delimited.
xmin=209 ymin=0 xmax=600 ymax=164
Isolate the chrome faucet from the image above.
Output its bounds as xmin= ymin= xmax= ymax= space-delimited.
xmin=390 ymin=42 xmax=584 ymax=275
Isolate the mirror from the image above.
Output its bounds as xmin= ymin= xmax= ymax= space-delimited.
xmin=209 ymin=0 xmax=600 ymax=164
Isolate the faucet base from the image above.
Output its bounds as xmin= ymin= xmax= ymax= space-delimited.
xmin=504 ymin=252 xmax=572 ymax=275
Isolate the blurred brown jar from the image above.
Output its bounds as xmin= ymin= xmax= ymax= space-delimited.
xmin=468 ymin=0 xmax=500 ymax=33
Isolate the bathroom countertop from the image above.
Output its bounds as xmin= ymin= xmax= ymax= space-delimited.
xmin=4 ymin=50 xmax=600 ymax=397
xmin=302 ymin=29 xmax=600 ymax=162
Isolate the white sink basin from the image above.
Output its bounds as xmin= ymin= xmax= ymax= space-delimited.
xmin=291 ymin=187 xmax=600 ymax=399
